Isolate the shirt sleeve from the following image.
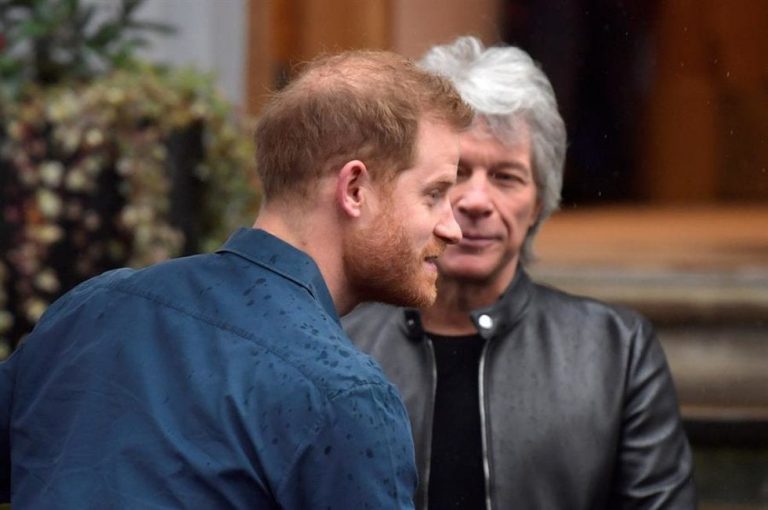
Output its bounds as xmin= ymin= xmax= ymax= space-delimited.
xmin=0 ymin=347 xmax=20 ymax=502
xmin=276 ymin=382 xmax=417 ymax=510
xmin=612 ymin=317 xmax=697 ymax=509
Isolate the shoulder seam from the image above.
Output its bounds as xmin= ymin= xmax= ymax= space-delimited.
xmin=106 ymin=281 xmax=358 ymax=398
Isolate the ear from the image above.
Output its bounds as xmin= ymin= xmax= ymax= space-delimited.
xmin=336 ymin=160 xmax=371 ymax=218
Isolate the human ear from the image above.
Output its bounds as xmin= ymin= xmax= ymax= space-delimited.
xmin=335 ymin=160 xmax=370 ymax=218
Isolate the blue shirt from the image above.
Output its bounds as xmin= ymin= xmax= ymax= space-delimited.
xmin=0 ymin=228 xmax=417 ymax=509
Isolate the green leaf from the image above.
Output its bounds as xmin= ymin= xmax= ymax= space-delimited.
xmin=72 ymin=3 xmax=96 ymax=32
xmin=126 ymin=20 xmax=176 ymax=35
xmin=87 ymin=22 xmax=122 ymax=48
xmin=18 ymin=19 xmax=51 ymax=38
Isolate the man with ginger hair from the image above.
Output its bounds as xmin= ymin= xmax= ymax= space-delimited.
xmin=0 ymin=50 xmax=472 ymax=508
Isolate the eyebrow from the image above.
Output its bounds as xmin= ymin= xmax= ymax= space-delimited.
xmin=430 ymin=177 xmax=456 ymax=188
xmin=459 ymin=159 xmax=530 ymax=174
xmin=492 ymin=162 xmax=530 ymax=173
xmin=426 ymin=172 xmax=458 ymax=188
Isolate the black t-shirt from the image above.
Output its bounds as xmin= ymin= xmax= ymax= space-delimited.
xmin=427 ymin=332 xmax=487 ymax=510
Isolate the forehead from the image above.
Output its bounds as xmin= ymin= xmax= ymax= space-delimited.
xmin=417 ymin=117 xmax=461 ymax=156
xmin=460 ymin=121 xmax=532 ymax=168
xmin=396 ymin=118 xmax=461 ymax=180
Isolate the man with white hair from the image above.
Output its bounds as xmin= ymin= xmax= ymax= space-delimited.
xmin=344 ymin=37 xmax=695 ymax=509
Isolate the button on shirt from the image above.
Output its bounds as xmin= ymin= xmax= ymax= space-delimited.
xmin=0 ymin=228 xmax=417 ymax=509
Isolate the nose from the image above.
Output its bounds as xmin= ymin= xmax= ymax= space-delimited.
xmin=454 ymin=172 xmax=493 ymax=218
xmin=434 ymin=202 xmax=462 ymax=245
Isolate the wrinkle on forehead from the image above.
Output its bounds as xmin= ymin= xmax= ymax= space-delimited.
xmin=462 ymin=123 xmax=529 ymax=168
xmin=474 ymin=115 xmax=530 ymax=150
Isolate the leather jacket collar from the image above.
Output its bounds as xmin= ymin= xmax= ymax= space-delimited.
xmin=403 ymin=268 xmax=534 ymax=341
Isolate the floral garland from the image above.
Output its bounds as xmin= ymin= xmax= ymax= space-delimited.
xmin=0 ymin=65 xmax=260 ymax=355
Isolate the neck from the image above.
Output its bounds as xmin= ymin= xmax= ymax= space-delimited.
xmin=254 ymin=200 xmax=356 ymax=315
xmin=420 ymin=268 xmax=517 ymax=335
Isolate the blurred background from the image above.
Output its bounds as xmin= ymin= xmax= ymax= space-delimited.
xmin=1 ymin=0 xmax=766 ymax=508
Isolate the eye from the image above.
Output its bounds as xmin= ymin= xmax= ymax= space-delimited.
xmin=490 ymin=170 xmax=525 ymax=186
xmin=424 ymin=182 xmax=452 ymax=206
xmin=456 ymin=163 xmax=471 ymax=182
xmin=427 ymin=188 xmax=446 ymax=202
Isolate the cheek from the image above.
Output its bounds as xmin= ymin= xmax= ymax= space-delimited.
xmin=404 ymin=208 xmax=436 ymax=242
xmin=503 ymin=201 xmax=538 ymax=237
xmin=523 ymin=205 xmax=538 ymax=227
xmin=520 ymin=192 xmax=540 ymax=227
xmin=413 ymin=220 xmax=434 ymax=248
xmin=390 ymin=210 xmax=424 ymax=249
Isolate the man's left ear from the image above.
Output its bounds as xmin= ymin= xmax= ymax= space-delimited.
xmin=336 ymin=160 xmax=370 ymax=218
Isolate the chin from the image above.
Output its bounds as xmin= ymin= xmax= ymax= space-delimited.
xmin=399 ymin=281 xmax=438 ymax=308
xmin=371 ymin=277 xmax=437 ymax=309
xmin=411 ymin=284 xmax=438 ymax=308
xmin=437 ymin=263 xmax=494 ymax=283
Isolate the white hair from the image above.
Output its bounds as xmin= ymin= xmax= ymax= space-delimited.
xmin=419 ymin=36 xmax=566 ymax=264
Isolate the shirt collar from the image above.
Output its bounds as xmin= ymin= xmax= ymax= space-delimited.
xmin=216 ymin=228 xmax=339 ymax=323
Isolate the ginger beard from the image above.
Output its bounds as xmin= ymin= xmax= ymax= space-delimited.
xmin=344 ymin=203 xmax=446 ymax=308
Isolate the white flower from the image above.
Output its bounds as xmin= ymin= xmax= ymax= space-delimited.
xmin=85 ymin=128 xmax=104 ymax=147
xmin=65 ymin=168 xmax=88 ymax=191
xmin=36 ymin=189 xmax=63 ymax=218
xmin=24 ymin=298 xmax=48 ymax=322
xmin=34 ymin=270 xmax=60 ymax=293
xmin=30 ymin=225 xmax=64 ymax=244
xmin=40 ymin=161 xmax=65 ymax=187
xmin=0 ymin=311 xmax=13 ymax=333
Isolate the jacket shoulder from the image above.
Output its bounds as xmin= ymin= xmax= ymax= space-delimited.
xmin=342 ymin=303 xmax=405 ymax=351
xmin=531 ymin=281 xmax=652 ymax=331
xmin=524 ymin=281 xmax=659 ymax=358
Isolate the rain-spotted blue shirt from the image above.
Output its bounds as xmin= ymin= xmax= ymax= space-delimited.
xmin=0 ymin=228 xmax=417 ymax=509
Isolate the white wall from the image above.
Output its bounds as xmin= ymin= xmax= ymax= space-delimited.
xmin=134 ymin=0 xmax=247 ymax=107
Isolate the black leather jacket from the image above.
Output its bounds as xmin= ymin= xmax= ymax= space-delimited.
xmin=343 ymin=269 xmax=695 ymax=510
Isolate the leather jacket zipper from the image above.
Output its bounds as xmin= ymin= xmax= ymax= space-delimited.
xmin=479 ymin=340 xmax=493 ymax=510
xmin=422 ymin=336 xmax=438 ymax=510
